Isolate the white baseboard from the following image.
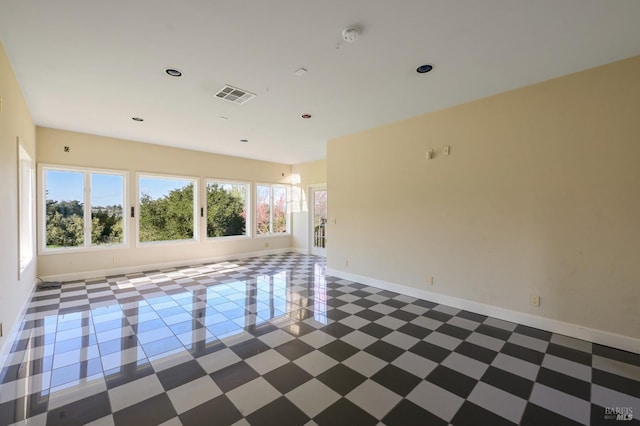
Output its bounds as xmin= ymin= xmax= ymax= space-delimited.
xmin=0 ymin=281 xmax=37 ymax=371
xmin=40 ymin=248 xmax=301 ymax=282
xmin=327 ymin=268 xmax=640 ymax=355
xmin=289 ymin=247 xmax=309 ymax=255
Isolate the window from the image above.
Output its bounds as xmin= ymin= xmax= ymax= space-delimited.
xmin=18 ymin=143 xmax=34 ymax=274
xmin=138 ymin=175 xmax=197 ymax=243
xmin=256 ymin=184 xmax=288 ymax=235
xmin=206 ymin=181 xmax=249 ymax=238
xmin=43 ymin=166 xmax=126 ymax=251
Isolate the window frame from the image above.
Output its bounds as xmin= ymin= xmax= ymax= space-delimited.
xmin=255 ymin=183 xmax=290 ymax=237
xmin=18 ymin=140 xmax=35 ymax=276
xmin=204 ymin=178 xmax=251 ymax=240
xmin=39 ymin=164 xmax=129 ymax=254
xmin=136 ymin=172 xmax=199 ymax=246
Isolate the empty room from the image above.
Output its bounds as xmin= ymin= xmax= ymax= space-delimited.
xmin=0 ymin=1 xmax=639 ymax=425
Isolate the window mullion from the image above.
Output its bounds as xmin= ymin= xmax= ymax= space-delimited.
xmin=84 ymin=172 xmax=91 ymax=247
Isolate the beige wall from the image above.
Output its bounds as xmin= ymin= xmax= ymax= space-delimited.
xmin=327 ymin=56 xmax=640 ymax=340
xmin=37 ymin=127 xmax=294 ymax=278
xmin=291 ymin=160 xmax=327 ymax=252
xmin=0 ymin=42 xmax=37 ymax=354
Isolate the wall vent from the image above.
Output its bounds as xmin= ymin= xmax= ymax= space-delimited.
xmin=214 ymin=85 xmax=256 ymax=104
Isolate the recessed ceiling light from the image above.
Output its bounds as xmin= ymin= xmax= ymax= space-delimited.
xmin=165 ymin=68 xmax=183 ymax=77
xmin=301 ymin=114 xmax=312 ymax=119
xmin=240 ymin=139 xmax=248 ymax=143
xmin=416 ymin=64 xmax=434 ymax=74
xmin=132 ymin=117 xmax=144 ymax=122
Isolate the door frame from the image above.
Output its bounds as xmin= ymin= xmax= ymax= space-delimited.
xmin=308 ymin=184 xmax=327 ymax=257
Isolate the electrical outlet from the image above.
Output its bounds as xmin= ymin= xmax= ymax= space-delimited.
xmin=427 ymin=275 xmax=434 ymax=285
xmin=443 ymin=146 xmax=450 ymax=155
xmin=264 ymin=242 xmax=269 ymax=248
xmin=530 ymin=295 xmax=540 ymax=307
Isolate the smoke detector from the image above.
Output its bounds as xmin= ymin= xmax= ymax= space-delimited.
xmin=342 ymin=28 xmax=360 ymax=43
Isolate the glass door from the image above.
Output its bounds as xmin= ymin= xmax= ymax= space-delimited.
xmin=310 ymin=187 xmax=327 ymax=256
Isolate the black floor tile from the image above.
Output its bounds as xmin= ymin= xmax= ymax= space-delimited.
xmin=451 ymin=401 xmax=516 ymax=426
xmin=179 ymin=395 xmax=242 ymax=426
xmin=382 ymin=398 xmax=447 ymax=426
xmin=593 ymin=344 xmax=640 ymax=366
xmin=157 ymin=359 xmax=207 ymax=391
xmin=317 ymin=364 xmax=367 ymax=396
xmin=230 ymin=338 xmax=271 ymax=359
xmin=359 ymin=323 xmax=393 ymax=339
xmin=426 ymin=366 xmax=477 ymax=399
xmin=320 ymin=322 xmax=354 ymax=338
xmin=457 ymin=310 xmax=487 ymax=322
xmin=0 ymin=392 xmax=49 ymax=425
xmin=397 ymin=323 xmax=432 ymax=339
xmin=319 ymin=340 xmax=359 ymax=362
xmin=246 ymin=396 xmax=310 ymax=426
xmin=501 ymin=342 xmax=544 ymax=365
xmin=476 ymin=324 xmax=511 ymax=341
xmin=383 ymin=299 xmax=408 ymax=309
xmin=536 ymin=367 xmax=590 ymax=401
xmin=389 ymin=309 xmax=418 ymax=322
xmin=371 ymin=364 xmax=421 ymax=396
xmin=409 ymin=341 xmax=451 ymax=363
xmin=438 ymin=323 xmax=473 ymax=340
xmin=481 ymin=366 xmax=533 ymax=400
xmin=210 ymin=361 xmax=260 ymax=392
xmin=275 ymin=339 xmax=315 ymax=361
xmin=112 ymin=393 xmax=177 ymax=426
xmin=47 ymin=391 xmax=111 ymax=426
xmin=514 ymin=324 xmax=552 ymax=341
xmin=547 ymin=343 xmax=592 ymax=366
xmin=355 ymin=309 xmax=385 ymax=322
xmin=423 ymin=310 xmax=453 ymax=322
xmin=592 ymin=369 xmax=640 ymax=398
xmin=314 ymin=398 xmax=378 ymax=426
xmin=364 ymin=340 xmax=405 ymax=362
xmin=263 ymin=363 xmax=313 ymax=394
xmin=326 ymin=308 xmax=351 ymax=321
xmin=520 ymin=403 xmax=583 ymax=426
xmin=412 ymin=299 xmax=437 ymax=309
xmin=455 ymin=341 xmax=498 ymax=364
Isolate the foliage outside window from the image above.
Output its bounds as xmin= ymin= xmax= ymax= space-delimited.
xmin=44 ymin=168 xmax=125 ymax=250
xmin=139 ymin=175 xmax=197 ymax=243
xmin=256 ymin=184 xmax=288 ymax=235
xmin=206 ymin=181 xmax=248 ymax=238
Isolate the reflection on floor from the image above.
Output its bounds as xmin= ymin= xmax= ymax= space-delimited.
xmin=0 ymin=253 xmax=638 ymax=425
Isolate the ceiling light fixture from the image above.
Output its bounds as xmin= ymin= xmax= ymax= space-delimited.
xmin=240 ymin=139 xmax=248 ymax=143
xmin=294 ymin=68 xmax=308 ymax=76
xmin=301 ymin=114 xmax=312 ymax=119
xmin=416 ymin=64 xmax=434 ymax=74
xmin=132 ymin=117 xmax=144 ymax=122
xmin=342 ymin=28 xmax=360 ymax=43
xmin=165 ymin=68 xmax=182 ymax=77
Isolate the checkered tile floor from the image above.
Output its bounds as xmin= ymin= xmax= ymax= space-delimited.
xmin=0 ymin=253 xmax=638 ymax=425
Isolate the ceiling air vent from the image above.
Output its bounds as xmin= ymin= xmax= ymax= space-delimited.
xmin=214 ymin=85 xmax=256 ymax=104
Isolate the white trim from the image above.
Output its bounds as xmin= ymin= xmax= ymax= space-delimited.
xmin=327 ymin=268 xmax=640 ymax=354
xmin=289 ymin=247 xmax=309 ymax=255
xmin=39 ymin=248 xmax=299 ymax=282
xmin=0 ymin=280 xmax=37 ymax=372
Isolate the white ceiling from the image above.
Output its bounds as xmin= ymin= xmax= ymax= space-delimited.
xmin=1 ymin=1 xmax=639 ymax=164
